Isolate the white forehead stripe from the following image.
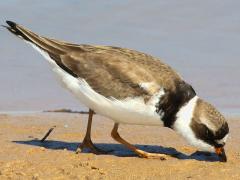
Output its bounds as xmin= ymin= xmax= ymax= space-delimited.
xmin=216 ymin=134 xmax=229 ymax=145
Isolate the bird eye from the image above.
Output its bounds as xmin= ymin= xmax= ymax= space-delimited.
xmin=205 ymin=127 xmax=214 ymax=139
xmin=205 ymin=128 xmax=210 ymax=135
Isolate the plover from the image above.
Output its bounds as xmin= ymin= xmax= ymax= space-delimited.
xmin=4 ymin=21 xmax=229 ymax=162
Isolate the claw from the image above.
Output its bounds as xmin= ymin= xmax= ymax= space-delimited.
xmin=137 ymin=150 xmax=167 ymax=160
xmin=76 ymin=138 xmax=110 ymax=154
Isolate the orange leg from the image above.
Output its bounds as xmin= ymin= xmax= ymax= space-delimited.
xmin=76 ymin=109 xmax=105 ymax=154
xmin=111 ymin=123 xmax=166 ymax=160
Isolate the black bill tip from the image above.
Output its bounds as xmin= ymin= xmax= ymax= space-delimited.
xmin=215 ymin=147 xmax=227 ymax=162
xmin=219 ymin=149 xmax=227 ymax=162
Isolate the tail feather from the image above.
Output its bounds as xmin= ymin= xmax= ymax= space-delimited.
xmin=5 ymin=21 xmax=32 ymax=42
xmin=4 ymin=20 xmax=65 ymax=54
xmin=4 ymin=20 xmax=78 ymax=77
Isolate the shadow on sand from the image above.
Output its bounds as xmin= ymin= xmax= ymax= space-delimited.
xmin=13 ymin=139 xmax=221 ymax=162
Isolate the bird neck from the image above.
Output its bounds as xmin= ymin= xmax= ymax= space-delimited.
xmin=155 ymin=81 xmax=196 ymax=128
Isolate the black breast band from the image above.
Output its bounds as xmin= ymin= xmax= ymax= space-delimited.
xmin=155 ymin=81 xmax=196 ymax=128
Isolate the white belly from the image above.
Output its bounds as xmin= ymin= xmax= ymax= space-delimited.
xmin=28 ymin=42 xmax=164 ymax=126
xmin=54 ymin=67 xmax=163 ymax=126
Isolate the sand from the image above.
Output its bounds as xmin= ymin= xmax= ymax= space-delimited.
xmin=0 ymin=113 xmax=239 ymax=180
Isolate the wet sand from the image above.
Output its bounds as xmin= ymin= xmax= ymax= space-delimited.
xmin=0 ymin=113 xmax=239 ymax=179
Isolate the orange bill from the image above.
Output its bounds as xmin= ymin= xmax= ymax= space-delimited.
xmin=215 ymin=147 xmax=227 ymax=162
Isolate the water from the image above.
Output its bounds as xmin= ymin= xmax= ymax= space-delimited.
xmin=0 ymin=0 xmax=239 ymax=116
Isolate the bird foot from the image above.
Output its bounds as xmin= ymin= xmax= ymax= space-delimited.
xmin=76 ymin=138 xmax=110 ymax=154
xmin=136 ymin=150 xmax=167 ymax=160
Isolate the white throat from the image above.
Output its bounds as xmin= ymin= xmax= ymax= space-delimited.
xmin=173 ymin=96 xmax=214 ymax=152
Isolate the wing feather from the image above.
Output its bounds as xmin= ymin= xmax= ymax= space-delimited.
xmin=5 ymin=21 xmax=182 ymax=99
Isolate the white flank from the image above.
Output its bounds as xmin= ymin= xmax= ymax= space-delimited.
xmin=174 ymin=96 xmax=215 ymax=152
xmin=27 ymin=42 xmax=164 ymax=126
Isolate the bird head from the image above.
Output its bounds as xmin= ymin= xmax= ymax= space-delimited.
xmin=173 ymin=96 xmax=229 ymax=162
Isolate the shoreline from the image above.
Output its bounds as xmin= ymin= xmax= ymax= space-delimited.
xmin=0 ymin=109 xmax=239 ymax=119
